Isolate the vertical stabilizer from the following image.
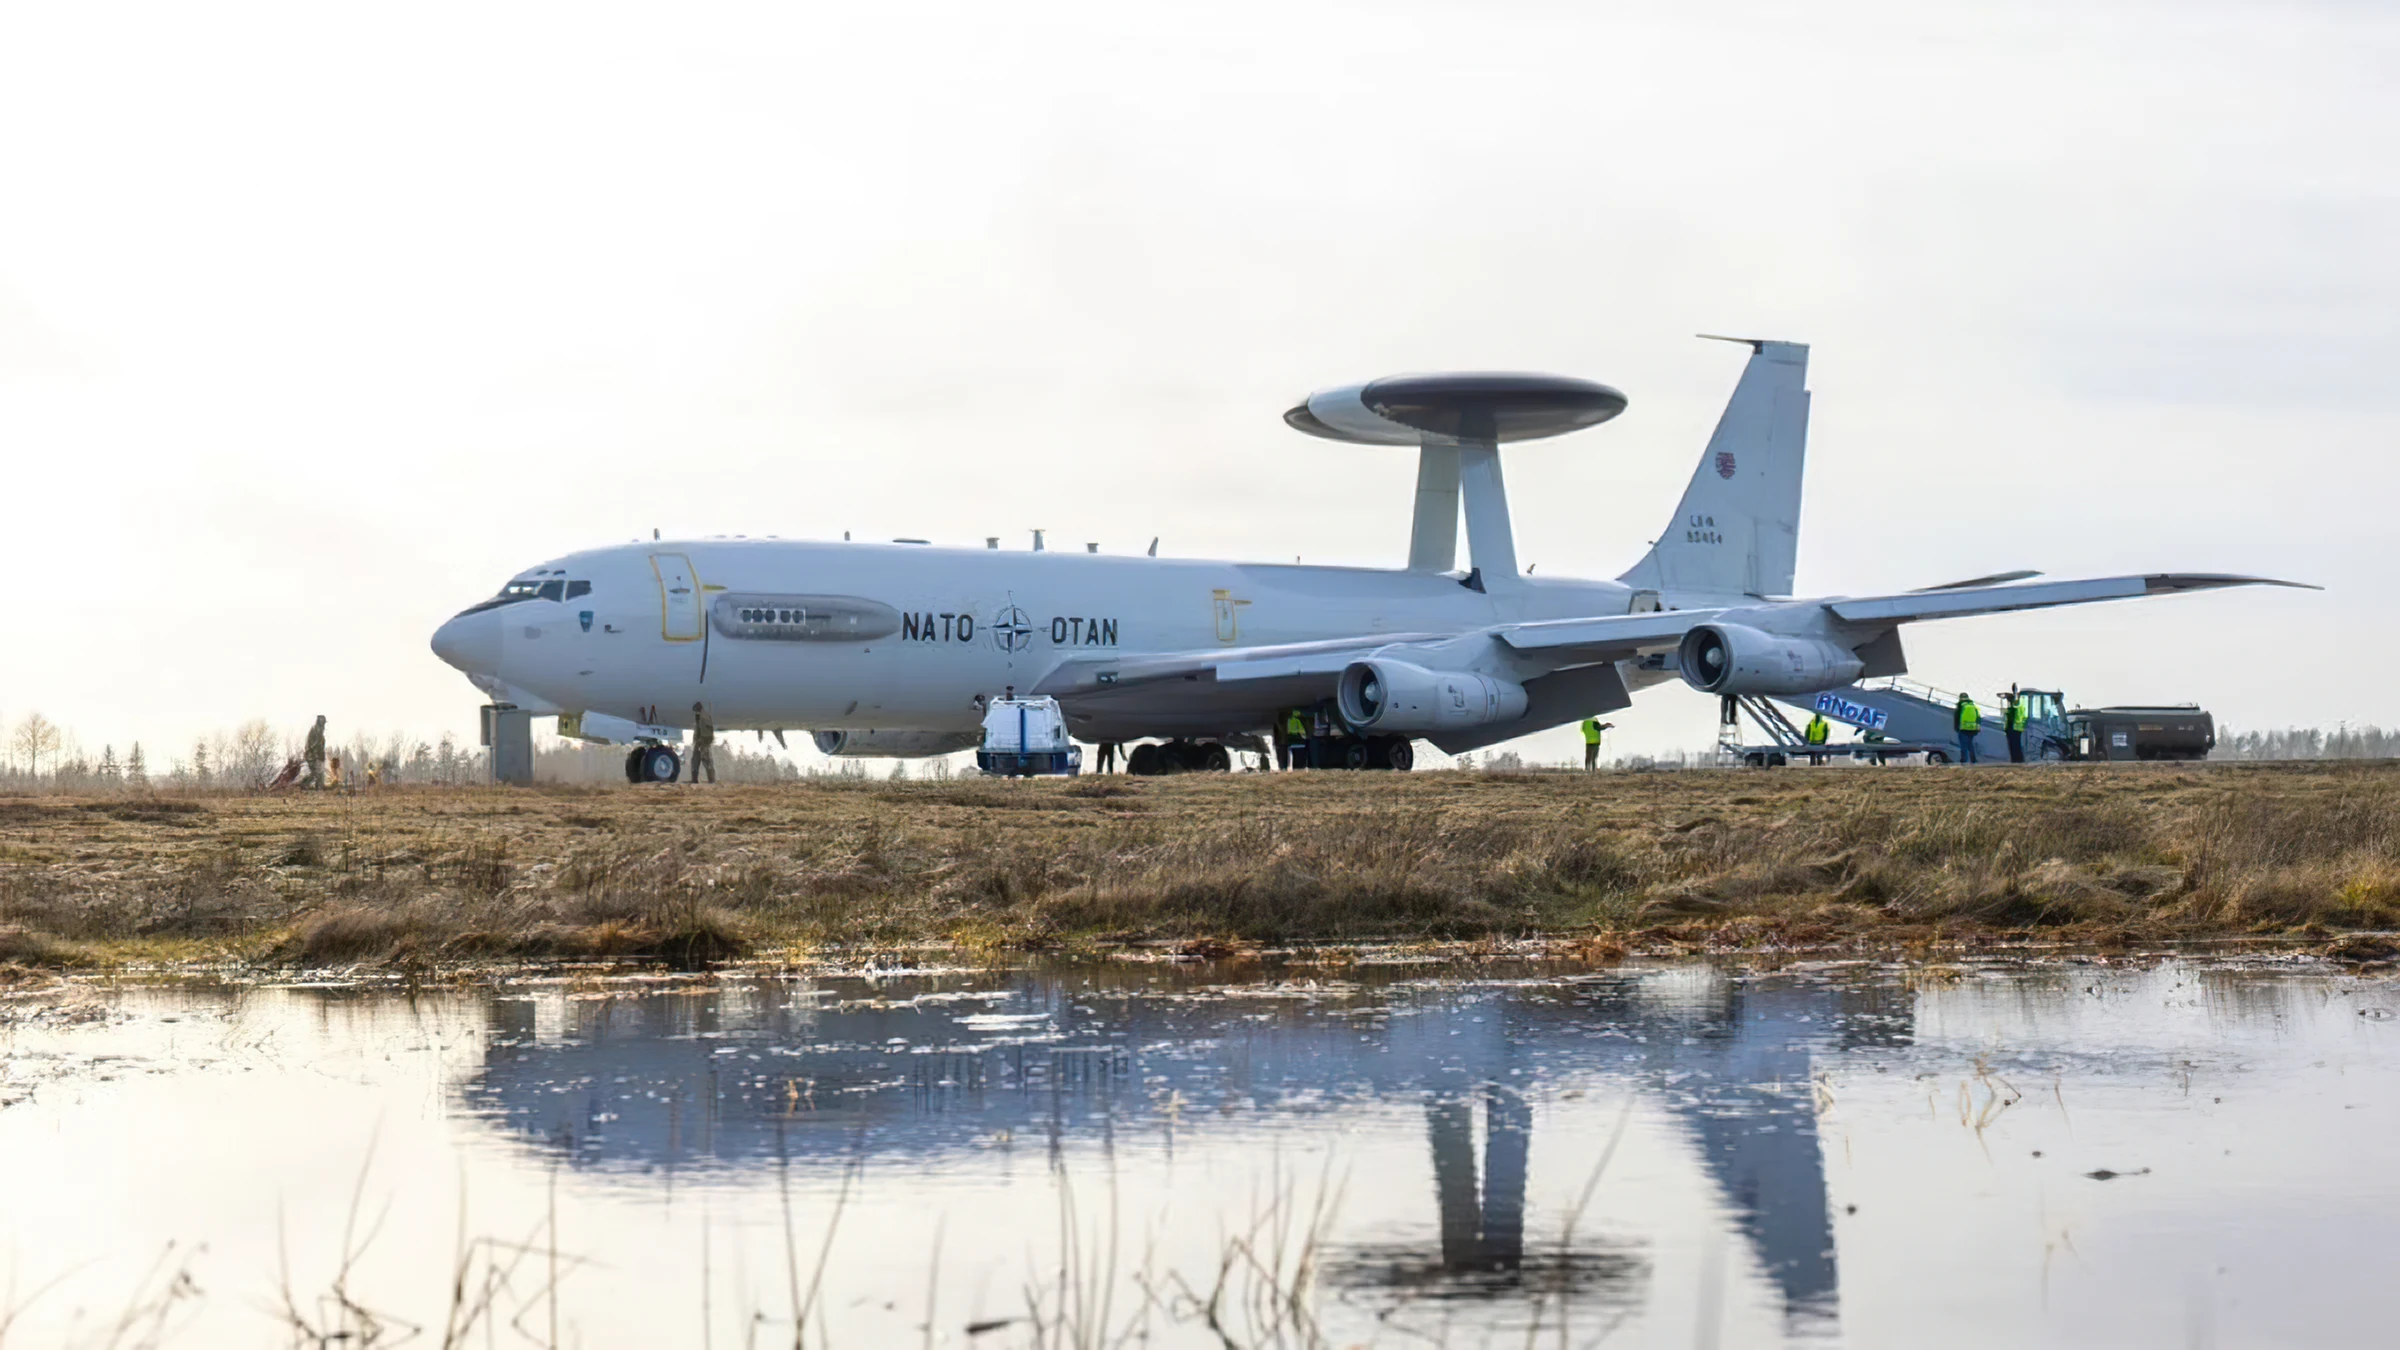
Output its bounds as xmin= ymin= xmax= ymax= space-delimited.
xmin=1619 ymin=338 xmax=1810 ymax=599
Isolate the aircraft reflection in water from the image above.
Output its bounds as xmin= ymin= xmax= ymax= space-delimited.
xmin=461 ymin=965 xmax=1911 ymax=1333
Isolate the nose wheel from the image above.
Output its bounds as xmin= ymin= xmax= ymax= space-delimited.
xmin=624 ymin=746 xmax=682 ymax=783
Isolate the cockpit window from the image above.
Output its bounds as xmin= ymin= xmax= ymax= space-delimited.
xmin=453 ymin=576 xmax=586 ymax=617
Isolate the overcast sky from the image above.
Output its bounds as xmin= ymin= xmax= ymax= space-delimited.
xmin=2 ymin=0 xmax=2391 ymax=769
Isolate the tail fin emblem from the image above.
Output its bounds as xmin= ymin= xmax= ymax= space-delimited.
xmin=1715 ymin=452 xmax=1738 ymax=480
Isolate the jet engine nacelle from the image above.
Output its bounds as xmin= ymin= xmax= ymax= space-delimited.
xmin=1337 ymin=659 xmax=1530 ymax=732
xmin=811 ymin=729 xmax=983 ymax=758
xmin=1676 ymin=623 xmax=1865 ymax=696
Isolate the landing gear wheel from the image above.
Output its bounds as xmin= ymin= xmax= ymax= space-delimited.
xmin=1380 ymin=737 xmax=1414 ymax=772
xmin=1925 ymin=750 xmax=1950 ymax=765
xmin=1765 ymin=753 xmax=1788 ymax=768
xmin=624 ymin=748 xmax=645 ymax=783
xmin=1127 ymin=743 xmax=1165 ymax=777
xmin=1342 ymin=739 xmax=1374 ymax=771
xmin=640 ymin=746 xmax=682 ymax=782
xmin=1201 ymin=743 xmax=1232 ymax=772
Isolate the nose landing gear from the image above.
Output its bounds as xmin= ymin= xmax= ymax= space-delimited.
xmin=624 ymin=746 xmax=682 ymax=783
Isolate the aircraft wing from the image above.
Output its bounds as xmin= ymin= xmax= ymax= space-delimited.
xmin=1035 ymin=572 xmax=2308 ymax=740
xmin=1822 ymin=572 xmax=2315 ymax=625
xmin=1493 ymin=608 xmax=1729 ymax=660
xmin=1032 ymin=631 xmax=1466 ymax=739
xmin=1036 ymin=608 xmax=1708 ymax=708
xmin=1032 ymin=632 xmax=1455 ymax=700
xmin=1492 ymin=573 xmax=2310 ymax=668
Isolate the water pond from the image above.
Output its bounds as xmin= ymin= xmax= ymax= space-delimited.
xmin=3 ymin=954 xmax=2395 ymax=1347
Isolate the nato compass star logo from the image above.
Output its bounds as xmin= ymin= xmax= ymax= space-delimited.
xmin=992 ymin=605 xmax=1034 ymax=653
xmin=1715 ymin=451 xmax=1738 ymax=480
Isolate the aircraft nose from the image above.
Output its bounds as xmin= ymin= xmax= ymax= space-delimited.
xmin=431 ymin=610 xmax=501 ymax=674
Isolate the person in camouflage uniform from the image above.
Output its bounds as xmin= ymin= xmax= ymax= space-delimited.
xmin=303 ymin=715 xmax=328 ymax=789
xmin=686 ymin=702 xmax=716 ymax=784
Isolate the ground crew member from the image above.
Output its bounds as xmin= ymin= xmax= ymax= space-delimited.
xmin=302 ymin=714 xmax=328 ymax=789
xmin=1280 ymin=708 xmax=1308 ymax=770
xmin=1804 ymin=712 xmax=1830 ymax=762
xmin=1859 ymin=724 xmax=1890 ymax=766
xmin=2004 ymin=691 xmax=2028 ymax=763
xmin=1096 ymin=741 xmax=1119 ymax=773
xmin=1953 ymin=693 xmax=1981 ymax=764
xmin=1580 ymin=716 xmax=1614 ymax=770
xmin=687 ymin=701 xmax=717 ymax=783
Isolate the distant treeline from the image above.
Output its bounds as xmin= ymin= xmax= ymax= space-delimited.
xmin=0 ymin=714 xmax=495 ymax=792
xmin=2215 ymin=726 xmax=2400 ymax=761
xmin=3 ymin=711 xmax=2394 ymax=792
xmin=0 ymin=712 xmax=931 ymax=792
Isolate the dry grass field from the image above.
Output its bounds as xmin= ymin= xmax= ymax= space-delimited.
xmin=4 ymin=761 xmax=2400 ymax=969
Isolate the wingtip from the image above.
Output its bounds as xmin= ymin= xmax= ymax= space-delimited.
xmin=2146 ymin=572 xmax=2322 ymax=594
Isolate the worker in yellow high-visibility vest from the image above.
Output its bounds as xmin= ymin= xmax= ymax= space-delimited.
xmin=1280 ymin=708 xmax=1308 ymax=770
xmin=2004 ymin=691 xmax=2029 ymax=763
xmin=1954 ymin=694 xmax=1982 ymax=764
xmin=1580 ymin=716 xmax=1615 ymax=771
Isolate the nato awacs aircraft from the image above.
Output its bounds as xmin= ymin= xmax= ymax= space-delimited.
xmin=431 ymin=338 xmax=2302 ymax=780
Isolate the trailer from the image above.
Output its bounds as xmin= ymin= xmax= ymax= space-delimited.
xmin=2071 ymin=706 xmax=2214 ymax=761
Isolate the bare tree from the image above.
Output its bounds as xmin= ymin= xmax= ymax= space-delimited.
xmin=126 ymin=742 xmax=149 ymax=789
xmin=225 ymin=719 xmax=281 ymax=788
xmin=12 ymin=713 xmax=62 ymax=778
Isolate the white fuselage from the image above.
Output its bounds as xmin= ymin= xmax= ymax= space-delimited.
xmin=432 ymin=539 xmax=1670 ymax=741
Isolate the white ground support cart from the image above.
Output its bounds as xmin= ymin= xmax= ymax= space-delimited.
xmin=976 ymin=695 xmax=1083 ymax=777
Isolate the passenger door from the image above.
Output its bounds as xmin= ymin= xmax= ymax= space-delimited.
xmin=651 ymin=554 xmax=703 ymax=641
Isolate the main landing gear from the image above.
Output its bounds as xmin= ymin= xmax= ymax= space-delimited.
xmin=624 ymin=746 xmax=681 ymax=783
xmin=1119 ymin=735 xmax=1415 ymax=775
xmin=1125 ymin=741 xmax=1234 ymax=776
xmin=1304 ymin=734 xmax=1412 ymax=771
